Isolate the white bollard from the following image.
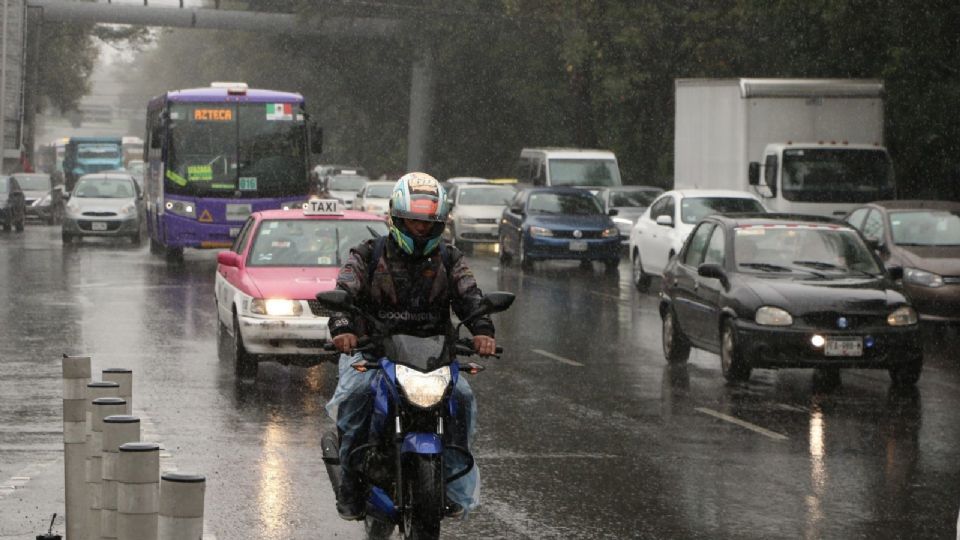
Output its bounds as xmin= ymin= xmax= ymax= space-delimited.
xmin=117 ymin=442 xmax=160 ymax=540
xmin=102 ymin=369 xmax=133 ymax=415
xmin=83 ymin=382 xmax=121 ymax=540
xmin=159 ymin=473 xmax=206 ymax=540
xmin=101 ymin=416 xmax=140 ymax=540
xmin=88 ymin=398 xmax=126 ymax=540
xmin=63 ymin=354 xmax=92 ymax=540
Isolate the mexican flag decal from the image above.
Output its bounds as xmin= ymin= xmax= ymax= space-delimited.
xmin=266 ymin=103 xmax=293 ymax=121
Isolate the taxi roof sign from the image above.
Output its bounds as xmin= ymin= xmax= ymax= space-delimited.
xmin=303 ymin=199 xmax=342 ymax=216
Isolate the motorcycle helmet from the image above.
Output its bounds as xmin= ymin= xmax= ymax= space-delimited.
xmin=388 ymin=172 xmax=449 ymax=256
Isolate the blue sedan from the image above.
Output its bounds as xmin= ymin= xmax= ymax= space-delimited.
xmin=498 ymin=187 xmax=621 ymax=271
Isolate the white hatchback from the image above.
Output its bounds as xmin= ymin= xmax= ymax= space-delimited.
xmin=628 ymin=189 xmax=766 ymax=290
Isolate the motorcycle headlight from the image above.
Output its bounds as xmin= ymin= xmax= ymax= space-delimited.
xmin=249 ymin=298 xmax=303 ymax=317
xmin=529 ymin=226 xmax=553 ymax=237
xmin=395 ymin=364 xmax=451 ymax=408
xmin=903 ymin=267 xmax=944 ymax=288
xmin=887 ymin=306 xmax=918 ymax=326
xmin=755 ymin=306 xmax=793 ymax=326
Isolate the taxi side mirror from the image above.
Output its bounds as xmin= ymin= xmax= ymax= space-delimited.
xmin=217 ymin=251 xmax=241 ymax=267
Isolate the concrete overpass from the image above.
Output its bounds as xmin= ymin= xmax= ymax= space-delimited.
xmin=3 ymin=1 xmax=436 ymax=172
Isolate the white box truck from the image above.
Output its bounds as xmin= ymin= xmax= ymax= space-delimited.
xmin=674 ymin=78 xmax=895 ymax=216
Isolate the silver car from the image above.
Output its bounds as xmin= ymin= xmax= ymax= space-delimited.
xmin=445 ymin=184 xmax=516 ymax=253
xmin=598 ymin=186 xmax=664 ymax=245
xmin=355 ymin=180 xmax=394 ymax=217
xmin=62 ymin=172 xmax=143 ymax=244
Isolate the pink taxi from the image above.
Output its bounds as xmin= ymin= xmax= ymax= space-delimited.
xmin=215 ymin=200 xmax=388 ymax=378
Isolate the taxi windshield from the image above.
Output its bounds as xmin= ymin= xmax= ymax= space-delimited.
xmin=247 ymin=219 xmax=388 ymax=267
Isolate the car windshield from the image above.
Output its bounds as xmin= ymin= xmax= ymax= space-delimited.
xmin=610 ymin=189 xmax=661 ymax=208
xmin=13 ymin=175 xmax=51 ymax=191
xmin=734 ymin=226 xmax=882 ymax=276
xmin=548 ymin=159 xmax=621 ymax=187
xmin=889 ymin=210 xmax=960 ymax=246
xmin=681 ymin=197 xmax=764 ymax=224
xmin=328 ymin=175 xmax=368 ymax=191
xmin=459 ymin=187 xmax=515 ymax=205
xmin=74 ymin=177 xmax=136 ymax=198
xmin=527 ymin=192 xmax=602 ymax=215
xmin=364 ymin=184 xmax=394 ymax=198
xmin=247 ymin=219 xmax=388 ymax=267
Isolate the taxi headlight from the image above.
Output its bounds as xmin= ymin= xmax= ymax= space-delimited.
xmin=602 ymin=226 xmax=620 ymax=238
xmin=529 ymin=226 xmax=553 ymax=237
xmin=250 ymin=298 xmax=303 ymax=317
xmin=887 ymin=306 xmax=918 ymax=326
xmin=755 ymin=306 xmax=793 ymax=326
xmin=395 ymin=364 xmax=451 ymax=408
xmin=903 ymin=267 xmax=944 ymax=288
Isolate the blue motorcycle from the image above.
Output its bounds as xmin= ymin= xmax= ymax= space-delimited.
xmin=317 ymin=290 xmax=514 ymax=540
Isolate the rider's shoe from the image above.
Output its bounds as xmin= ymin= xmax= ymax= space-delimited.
xmin=443 ymin=499 xmax=464 ymax=518
xmin=336 ymin=473 xmax=365 ymax=521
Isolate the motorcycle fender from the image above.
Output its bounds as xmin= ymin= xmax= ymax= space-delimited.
xmin=401 ymin=433 xmax=442 ymax=454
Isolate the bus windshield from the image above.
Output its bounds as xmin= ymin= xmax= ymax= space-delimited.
xmin=166 ymin=102 xmax=307 ymax=199
xmin=781 ymin=148 xmax=895 ymax=203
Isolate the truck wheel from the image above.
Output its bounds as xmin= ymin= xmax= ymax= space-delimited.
xmin=403 ymin=454 xmax=442 ymax=540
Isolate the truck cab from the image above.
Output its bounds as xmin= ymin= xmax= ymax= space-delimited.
xmin=749 ymin=142 xmax=895 ymax=217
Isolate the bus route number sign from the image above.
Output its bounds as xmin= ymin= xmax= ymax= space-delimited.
xmin=303 ymin=199 xmax=341 ymax=216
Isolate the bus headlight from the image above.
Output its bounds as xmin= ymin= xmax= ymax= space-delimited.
xmin=164 ymin=200 xmax=196 ymax=219
xmin=395 ymin=364 xmax=451 ymax=408
xmin=250 ymin=298 xmax=303 ymax=317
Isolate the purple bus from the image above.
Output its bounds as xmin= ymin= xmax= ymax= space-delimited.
xmin=144 ymin=82 xmax=322 ymax=259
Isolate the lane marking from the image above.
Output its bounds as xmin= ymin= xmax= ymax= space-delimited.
xmin=531 ymin=349 xmax=584 ymax=367
xmin=695 ymin=407 xmax=789 ymax=441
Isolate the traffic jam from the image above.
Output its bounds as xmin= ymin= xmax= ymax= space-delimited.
xmin=1 ymin=27 xmax=960 ymax=540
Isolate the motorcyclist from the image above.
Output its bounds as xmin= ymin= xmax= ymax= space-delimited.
xmin=326 ymin=172 xmax=496 ymax=521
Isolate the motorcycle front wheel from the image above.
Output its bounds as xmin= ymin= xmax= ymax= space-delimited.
xmin=402 ymin=454 xmax=443 ymax=540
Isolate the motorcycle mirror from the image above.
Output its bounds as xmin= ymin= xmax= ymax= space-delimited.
xmin=316 ymin=290 xmax=352 ymax=311
xmin=461 ymin=291 xmax=516 ymax=326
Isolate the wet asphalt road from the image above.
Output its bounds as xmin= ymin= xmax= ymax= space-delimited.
xmin=2 ymin=224 xmax=960 ymax=539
